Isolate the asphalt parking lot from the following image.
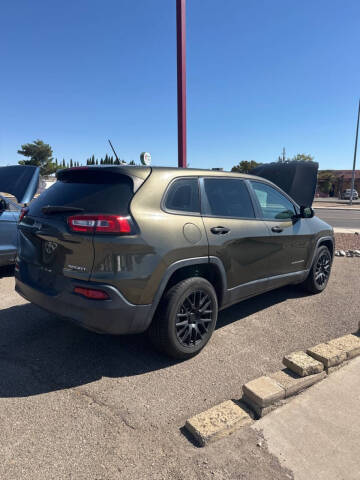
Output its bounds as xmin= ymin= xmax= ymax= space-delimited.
xmin=0 ymin=259 xmax=359 ymax=480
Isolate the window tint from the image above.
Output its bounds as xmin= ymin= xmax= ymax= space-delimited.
xmin=164 ymin=178 xmax=200 ymax=214
xmin=29 ymin=171 xmax=134 ymax=217
xmin=203 ymin=178 xmax=255 ymax=218
xmin=251 ymin=181 xmax=295 ymax=220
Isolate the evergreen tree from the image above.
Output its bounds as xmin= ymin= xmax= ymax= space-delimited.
xmin=17 ymin=139 xmax=57 ymax=176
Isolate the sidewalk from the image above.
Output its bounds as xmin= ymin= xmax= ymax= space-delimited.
xmin=314 ymin=202 xmax=360 ymax=211
xmin=253 ymin=356 xmax=360 ymax=480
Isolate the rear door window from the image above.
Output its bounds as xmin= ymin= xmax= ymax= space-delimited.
xmin=28 ymin=169 xmax=134 ymax=217
xmin=203 ymin=178 xmax=255 ymax=218
xmin=164 ymin=178 xmax=200 ymax=214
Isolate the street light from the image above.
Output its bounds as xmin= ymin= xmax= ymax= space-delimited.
xmin=176 ymin=0 xmax=187 ymax=168
xmin=349 ymin=99 xmax=360 ymax=205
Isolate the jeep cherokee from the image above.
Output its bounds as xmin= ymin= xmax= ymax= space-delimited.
xmin=15 ymin=165 xmax=334 ymax=359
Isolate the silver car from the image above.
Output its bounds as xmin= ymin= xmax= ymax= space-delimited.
xmin=341 ymin=189 xmax=358 ymax=200
xmin=0 ymin=166 xmax=39 ymax=266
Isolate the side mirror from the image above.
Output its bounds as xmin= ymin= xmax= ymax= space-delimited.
xmin=300 ymin=206 xmax=314 ymax=218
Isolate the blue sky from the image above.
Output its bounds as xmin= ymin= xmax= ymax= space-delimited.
xmin=1 ymin=0 xmax=359 ymax=170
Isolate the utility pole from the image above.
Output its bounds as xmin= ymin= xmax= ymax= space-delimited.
xmin=349 ymin=99 xmax=360 ymax=205
xmin=176 ymin=0 xmax=187 ymax=168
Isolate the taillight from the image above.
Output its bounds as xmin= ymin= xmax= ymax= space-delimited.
xmin=67 ymin=215 xmax=132 ymax=234
xmin=74 ymin=287 xmax=110 ymax=300
xmin=19 ymin=207 xmax=29 ymax=222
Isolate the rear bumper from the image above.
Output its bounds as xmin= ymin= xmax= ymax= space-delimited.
xmin=15 ymin=276 xmax=152 ymax=335
xmin=0 ymin=251 xmax=16 ymax=267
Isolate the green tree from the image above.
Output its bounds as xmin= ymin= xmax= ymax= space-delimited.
xmin=18 ymin=139 xmax=57 ymax=176
xmin=231 ymin=160 xmax=262 ymax=173
xmin=278 ymin=153 xmax=314 ymax=163
xmin=317 ymin=170 xmax=335 ymax=195
xmin=291 ymin=153 xmax=314 ymax=162
xmin=129 ymin=160 xmax=136 ymax=166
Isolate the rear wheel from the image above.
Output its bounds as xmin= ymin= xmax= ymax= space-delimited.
xmin=301 ymin=245 xmax=332 ymax=294
xmin=149 ymin=277 xmax=218 ymax=360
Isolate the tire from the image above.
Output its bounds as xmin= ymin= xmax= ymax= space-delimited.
xmin=301 ymin=245 xmax=332 ymax=294
xmin=149 ymin=277 xmax=218 ymax=360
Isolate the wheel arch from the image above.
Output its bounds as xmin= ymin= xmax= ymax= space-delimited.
xmin=147 ymin=257 xmax=227 ymax=326
xmin=317 ymin=237 xmax=334 ymax=258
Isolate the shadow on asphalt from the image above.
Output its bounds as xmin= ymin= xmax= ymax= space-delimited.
xmin=0 ymin=265 xmax=15 ymax=279
xmin=0 ymin=285 xmax=306 ymax=398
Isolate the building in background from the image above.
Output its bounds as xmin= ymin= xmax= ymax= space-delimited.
xmin=316 ymin=170 xmax=359 ymax=198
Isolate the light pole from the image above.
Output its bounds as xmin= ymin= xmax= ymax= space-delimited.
xmin=176 ymin=0 xmax=187 ymax=168
xmin=349 ymin=99 xmax=360 ymax=205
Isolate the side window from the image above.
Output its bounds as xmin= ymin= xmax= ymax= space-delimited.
xmin=164 ymin=178 xmax=200 ymax=214
xmin=203 ymin=178 xmax=255 ymax=218
xmin=251 ymin=181 xmax=295 ymax=220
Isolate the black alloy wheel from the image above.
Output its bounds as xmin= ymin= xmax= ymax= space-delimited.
xmin=302 ymin=245 xmax=332 ymax=294
xmin=175 ymin=290 xmax=214 ymax=347
xmin=149 ymin=277 xmax=218 ymax=360
xmin=314 ymin=251 xmax=331 ymax=288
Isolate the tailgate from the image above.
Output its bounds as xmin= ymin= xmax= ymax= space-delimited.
xmin=17 ymin=167 xmax=147 ymax=294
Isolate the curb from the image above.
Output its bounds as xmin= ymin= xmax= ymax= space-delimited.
xmin=184 ymin=327 xmax=360 ymax=447
xmin=333 ymin=229 xmax=360 ymax=234
xmin=314 ymin=206 xmax=360 ymax=211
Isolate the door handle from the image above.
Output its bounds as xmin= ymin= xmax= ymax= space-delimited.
xmin=271 ymin=226 xmax=283 ymax=233
xmin=210 ymin=226 xmax=230 ymax=235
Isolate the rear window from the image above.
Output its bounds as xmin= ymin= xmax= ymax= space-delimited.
xmin=164 ymin=178 xmax=200 ymax=214
xmin=29 ymin=170 xmax=134 ymax=217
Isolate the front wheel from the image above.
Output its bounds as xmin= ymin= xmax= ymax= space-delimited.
xmin=149 ymin=277 xmax=218 ymax=360
xmin=301 ymin=245 xmax=332 ymax=294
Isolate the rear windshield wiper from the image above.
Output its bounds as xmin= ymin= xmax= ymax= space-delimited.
xmin=41 ymin=205 xmax=85 ymax=214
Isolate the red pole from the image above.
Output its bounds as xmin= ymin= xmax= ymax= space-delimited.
xmin=176 ymin=0 xmax=187 ymax=168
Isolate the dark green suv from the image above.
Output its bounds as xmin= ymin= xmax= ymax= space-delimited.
xmin=15 ymin=166 xmax=334 ymax=359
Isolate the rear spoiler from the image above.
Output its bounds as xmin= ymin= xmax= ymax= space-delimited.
xmin=250 ymin=161 xmax=319 ymax=207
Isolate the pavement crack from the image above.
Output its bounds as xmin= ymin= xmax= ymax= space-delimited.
xmin=71 ymin=388 xmax=137 ymax=430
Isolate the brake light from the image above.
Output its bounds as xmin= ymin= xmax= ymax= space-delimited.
xmin=74 ymin=287 xmax=110 ymax=300
xmin=19 ymin=207 xmax=29 ymax=222
xmin=67 ymin=215 xmax=132 ymax=234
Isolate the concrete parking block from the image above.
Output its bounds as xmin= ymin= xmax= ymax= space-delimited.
xmin=270 ymin=369 xmax=326 ymax=398
xmin=307 ymin=343 xmax=347 ymax=368
xmin=283 ymin=351 xmax=324 ymax=377
xmin=242 ymin=397 xmax=281 ymax=418
xmin=242 ymin=376 xmax=285 ymax=408
xmin=185 ymin=400 xmax=252 ymax=447
xmin=328 ymin=334 xmax=360 ymax=359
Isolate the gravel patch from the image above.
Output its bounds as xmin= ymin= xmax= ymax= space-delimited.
xmin=334 ymin=233 xmax=360 ymax=251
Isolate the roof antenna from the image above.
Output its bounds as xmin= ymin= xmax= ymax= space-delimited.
xmin=108 ymin=139 xmax=120 ymax=163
